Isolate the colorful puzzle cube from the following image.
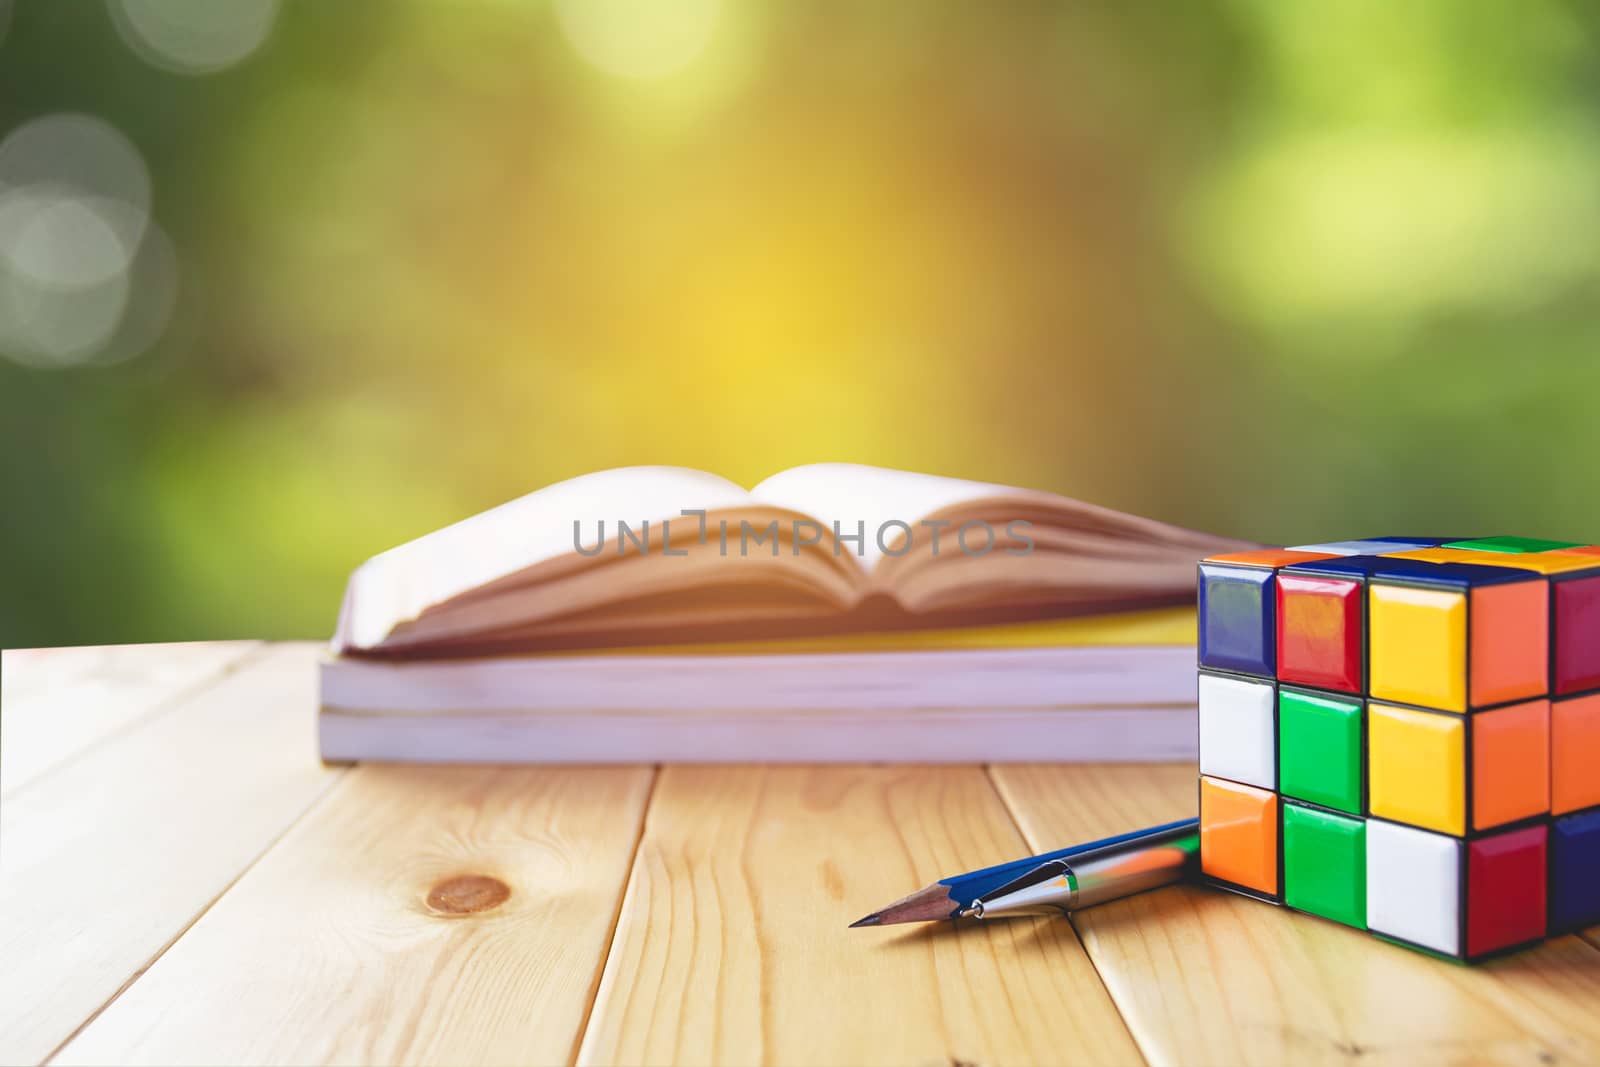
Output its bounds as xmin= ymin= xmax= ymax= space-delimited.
xmin=1198 ymin=538 xmax=1600 ymax=962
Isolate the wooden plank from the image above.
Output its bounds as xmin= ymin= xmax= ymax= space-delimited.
xmin=55 ymin=764 xmax=656 ymax=1067
xmin=0 ymin=643 xmax=342 ymax=1066
xmin=2 ymin=641 xmax=260 ymax=795
xmin=991 ymin=763 xmax=1600 ymax=1067
xmin=577 ymin=765 xmax=1142 ymax=1067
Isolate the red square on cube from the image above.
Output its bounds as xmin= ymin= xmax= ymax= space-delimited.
xmin=1275 ymin=572 xmax=1362 ymax=693
xmin=1466 ymin=824 xmax=1548 ymax=958
xmin=1553 ymin=574 xmax=1600 ymax=695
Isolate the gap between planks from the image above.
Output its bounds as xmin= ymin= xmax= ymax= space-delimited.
xmin=54 ymin=764 xmax=660 ymax=1067
xmin=44 ymin=760 xmax=354 ymax=1064
xmin=980 ymin=760 xmax=1145 ymax=1060
xmin=0 ymin=642 xmax=345 ymax=1066
xmin=576 ymin=764 xmax=1144 ymax=1067
xmin=1 ymin=640 xmax=264 ymax=797
xmin=567 ymin=764 xmax=664 ymax=1067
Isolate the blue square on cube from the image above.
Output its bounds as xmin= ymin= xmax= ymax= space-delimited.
xmin=1550 ymin=808 xmax=1600 ymax=933
xmin=1199 ymin=563 xmax=1275 ymax=677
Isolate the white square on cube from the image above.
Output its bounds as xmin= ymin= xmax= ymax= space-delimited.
xmin=1289 ymin=540 xmax=1427 ymax=556
xmin=1366 ymin=819 xmax=1461 ymax=955
xmin=1197 ymin=672 xmax=1276 ymax=790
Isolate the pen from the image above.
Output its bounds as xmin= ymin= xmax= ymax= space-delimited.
xmin=961 ymin=819 xmax=1199 ymax=920
xmin=849 ymin=816 xmax=1198 ymax=927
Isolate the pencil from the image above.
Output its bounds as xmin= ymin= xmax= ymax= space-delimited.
xmin=848 ymin=816 xmax=1198 ymax=927
xmin=960 ymin=820 xmax=1199 ymax=920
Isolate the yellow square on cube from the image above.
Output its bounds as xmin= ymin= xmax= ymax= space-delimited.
xmin=1369 ymin=583 xmax=1467 ymax=712
xmin=1368 ymin=702 xmax=1466 ymax=835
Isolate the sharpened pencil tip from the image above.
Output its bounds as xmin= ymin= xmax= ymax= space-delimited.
xmin=850 ymin=882 xmax=960 ymax=926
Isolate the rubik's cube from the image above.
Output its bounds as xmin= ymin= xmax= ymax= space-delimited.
xmin=1196 ymin=536 xmax=1600 ymax=961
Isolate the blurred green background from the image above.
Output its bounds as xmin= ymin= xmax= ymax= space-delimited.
xmin=4 ymin=0 xmax=1600 ymax=648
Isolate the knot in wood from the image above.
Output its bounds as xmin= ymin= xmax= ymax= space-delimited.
xmin=426 ymin=874 xmax=510 ymax=916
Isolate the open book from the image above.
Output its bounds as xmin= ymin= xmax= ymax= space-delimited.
xmin=336 ymin=463 xmax=1252 ymax=658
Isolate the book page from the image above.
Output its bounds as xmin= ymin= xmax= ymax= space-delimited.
xmin=750 ymin=463 xmax=1025 ymax=571
xmin=343 ymin=467 xmax=753 ymax=648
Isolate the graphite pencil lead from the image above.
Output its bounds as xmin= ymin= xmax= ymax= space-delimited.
xmin=847 ymin=913 xmax=883 ymax=928
xmin=850 ymin=882 xmax=959 ymax=927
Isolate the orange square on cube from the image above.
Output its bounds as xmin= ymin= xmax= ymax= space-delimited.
xmin=1469 ymin=582 xmax=1550 ymax=708
xmin=1472 ymin=700 xmax=1550 ymax=831
xmin=1200 ymin=775 xmax=1278 ymax=896
xmin=1552 ymin=693 xmax=1600 ymax=815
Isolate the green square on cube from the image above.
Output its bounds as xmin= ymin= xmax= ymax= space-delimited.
xmin=1283 ymin=803 xmax=1367 ymax=929
xmin=1442 ymin=536 xmax=1584 ymax=554
xmin=1279 ymin=688 xmax=1363 ymax=815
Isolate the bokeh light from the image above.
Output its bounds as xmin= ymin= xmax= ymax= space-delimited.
xmin=0 ymin=113 xmax=151 ymax=241
xmin=0 ymin=190 xmax=137 ymax=288
xmin=0 ymin=193 xmax=129 ymax=365
xmin=109 ymin=0 xmax=281 ymax=75
xmin=554 ymin=0 xmax=723 ymax=80
xmin=0 ymin=114 xmax=172 ymax=369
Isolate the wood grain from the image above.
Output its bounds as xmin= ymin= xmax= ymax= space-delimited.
xmin=1 ymin=640 xmax=260 ymax=795
xmin=0 ymin=643 xmax=340 ymax=1066
xmin=12 ymin=639 xmax=1599 ymax=1066
xmin=54 ymin=764 xmax=656 ymax=1067
xmin=991 ymin=763 xmax=1600 ymax=1067
xmin=577 ymin=764 xmax=1141 ymax=1067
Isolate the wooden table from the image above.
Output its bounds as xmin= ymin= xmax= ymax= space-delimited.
xmin=2 ymin=641 xmax=1598 ymax=1066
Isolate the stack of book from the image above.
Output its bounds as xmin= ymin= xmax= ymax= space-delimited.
xmin=320 ymin=464 xmax=1251 ymax=762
